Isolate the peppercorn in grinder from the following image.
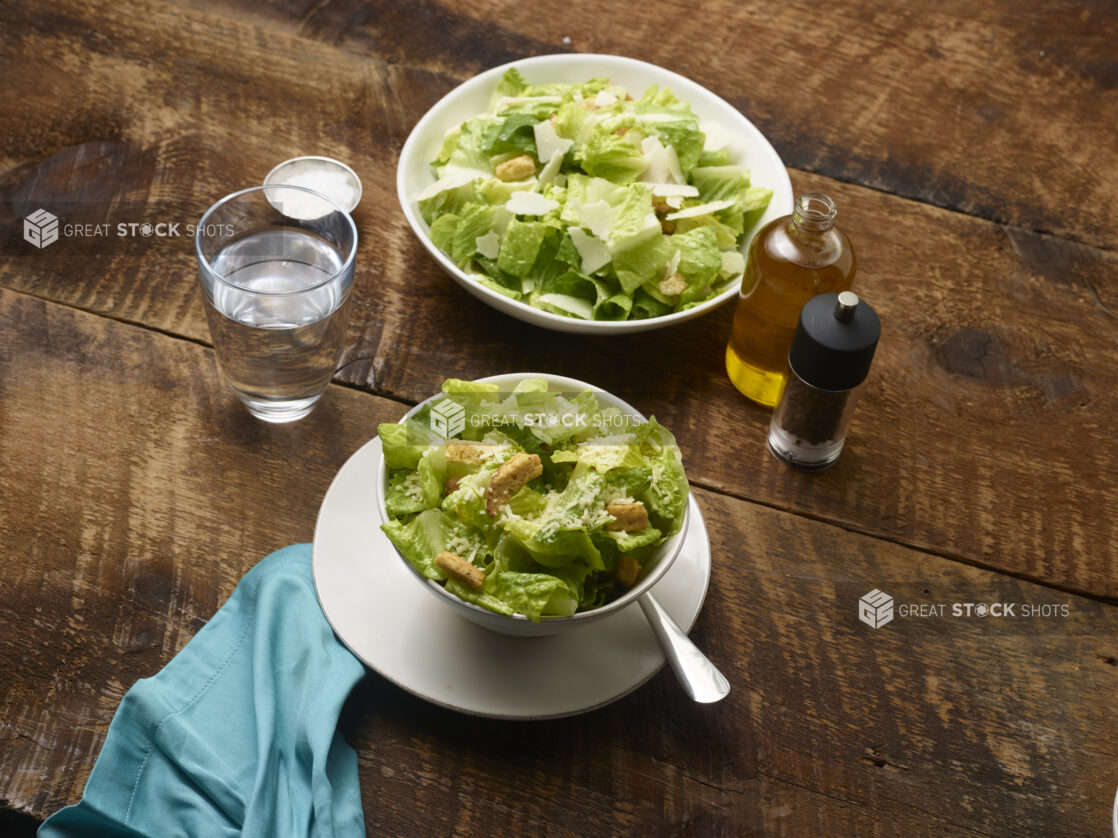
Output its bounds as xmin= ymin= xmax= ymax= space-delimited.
xmin=767 ymin=291 xmax=881 ymax=470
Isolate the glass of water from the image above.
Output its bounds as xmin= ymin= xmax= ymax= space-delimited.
xmin=195 ymin=185 xmax=357 ymax=423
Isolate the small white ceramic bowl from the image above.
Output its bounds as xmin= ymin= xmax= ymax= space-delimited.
xmin=264 ymin=155 xmax=362 ymax=217
xmin=396 ymin=53 xmax=794 ymax=335
xmin=375 ymin=373 xmax=690 ymax=636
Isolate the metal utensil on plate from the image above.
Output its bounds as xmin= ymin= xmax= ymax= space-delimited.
xmin=638 ymin=593 xmax=730 ymax=703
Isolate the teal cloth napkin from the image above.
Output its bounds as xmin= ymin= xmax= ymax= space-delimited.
xmin=39 ymin=544 xmax=366 ymax=838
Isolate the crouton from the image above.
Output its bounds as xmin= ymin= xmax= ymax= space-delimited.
xmin=606 ymin=500 xmax=649 ymax=532
xmin=444 ymin=476 xmax=461 ymax=494
xmin=651 ymin=194 xmax=672 ymax=215
xmin=446 ymin=442 xmax=490 ymax=466
xmin=658 ymin=273 xmax=688 ymax=297
xmin=615 ymin=555 xmax=641 ymax=587
xmin=434 ymin=551 xmax=485 ymax=590
xmin=486 ymin=453 xmax=543 ymax=516
xmin=495 ymin=154 xmax=536 ymax=182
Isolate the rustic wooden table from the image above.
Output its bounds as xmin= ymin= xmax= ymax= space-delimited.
xmin=2 ymin=1 xmax=1116 ymax=835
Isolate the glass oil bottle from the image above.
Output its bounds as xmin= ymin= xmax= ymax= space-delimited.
xmin=725 ymin=193 xmax=856 ymax=407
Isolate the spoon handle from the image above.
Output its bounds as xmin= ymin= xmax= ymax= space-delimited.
xmin=638 ymin=593 xmax=730 ymax=703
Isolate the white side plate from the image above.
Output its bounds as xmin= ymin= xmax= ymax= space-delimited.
xmin=313 ymin=437 xmax=713 ymax=719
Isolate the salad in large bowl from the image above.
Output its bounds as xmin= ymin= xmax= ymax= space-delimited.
xmin=397 ymin=54 xmax=793 ymax=334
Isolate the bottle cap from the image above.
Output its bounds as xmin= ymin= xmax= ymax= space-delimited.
xmin=788 ymin=291 xmax=880 ymax=391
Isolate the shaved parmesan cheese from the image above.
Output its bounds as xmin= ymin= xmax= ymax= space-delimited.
xmin=650 ymin=184 xmax=700 ymax=197
xmin=639 ymin=136 xmax=669 ymax=184
xmin=492 ymin=95 xmax=562 ymax=112
xmin=492 ymin=206 xmax=513 ymax=234
xmin=665 ymin=199 xmax=736 ymax=220
xmin=664 ymin=248 xmax=682 ymax=279
xmin=720 ymin=250 xmax=745 ymax=276
xmin=702 ymin=121 xmax=731 ymax=152
xmin=538 ymin=293 xmax=593 ymax=319
xmin=415 ymin=170 xmax=478 ymax=202
xmin=506 ymin=191 xmax=559 ymax=216
xmin=578 ymin=200 xmax=613 ymax=239
xmin=663 ymin=144 xmax=684 ymax=184
xmin=640 ymin=136 xmax=684 ymax=184
xmin=594 ymin=90 xmax=618 ymax=107
xmin=475 ymin=231 xmax=501 ymax=259
xmin=665 ymin=195 xmax=683 ymax=209
xmin=634 ymin=112 xmax=684 ymax=123
xmin=533 ymin=120 xmax=574 ymax=164
xmin=536 ymin=151 xmax=564 ymax=185
xmin=569 ymin=228 xmax=612 ymax=275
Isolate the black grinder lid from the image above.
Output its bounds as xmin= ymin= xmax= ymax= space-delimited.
xmin=788 ymin=292 xmax=881 ymax=391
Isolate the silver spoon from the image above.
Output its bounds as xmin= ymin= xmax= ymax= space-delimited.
xmin=638 ymin=593 xmax=730 ymax=703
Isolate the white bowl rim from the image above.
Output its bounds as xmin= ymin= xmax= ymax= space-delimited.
xmin=375 ymin=372 xmax=691 ymax=623
xmin=396 ymin=52 xmax=793 ymax=333
xmin=263 ymin=155 xmax=363 ymax=214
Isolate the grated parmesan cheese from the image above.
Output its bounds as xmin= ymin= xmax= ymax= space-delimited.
xmin=401 ymin=471 xmax=424 ymax=501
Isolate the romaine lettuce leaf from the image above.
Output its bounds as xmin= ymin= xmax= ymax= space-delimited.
xmin=483 ymin=571 xmax=574 ymax=620
xmin=609 ymin=527 xmax=662 ymax=555
xmin=442 ymin=378 xmax=500 ymax=397
xmin=494 ymin=68 xmax=531 ymax=99
xmin=611 ymin=229 xmax=671 ymax=295
xmin=689 ymin=165 xmax=750 ymax=205
xmin=498 ymin=219 xmax=554 ymax=277
xmin=578 ymin=130 xmax=648 ymax=183
xmin=635 ymin=108 xmax=705 ymax=174
xmin=670 ymin=226 xmax=722 ymax=296
xmin=379 ymin=422 xmax=435 ymax=470
xmin=380 ymin=509 xmax=456 ymax=580
xmin=449 ymin=203 xmax=499 ymax=266
xmin=383 ymin=470 xmax=428 ymax=517
xmin=481 ymin=114 xmax=539 ymax=157
xmin=501 ymin=518 xmax=604 ymax=571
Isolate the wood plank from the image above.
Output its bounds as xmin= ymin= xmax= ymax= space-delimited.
xmin=0 ymin=0 xmax=1115 ymax=596
xmin=174 ymin=0 xmax=1118 ymax=249
xmin=2 ymin=288 xmax=1116 ymax=836
xmin=0 ymin=290 xmax=402 ymax=817
xmin=344 ymin=488 xmax=1118 ymax=837
xmin=0 ymin=0 xmax=449 ymax=342
xmin=351 ymin=167 xmax=1118 ymax=599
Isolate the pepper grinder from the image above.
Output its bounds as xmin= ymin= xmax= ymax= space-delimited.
xmin=767 ymin=291 xmax=881 ymax=471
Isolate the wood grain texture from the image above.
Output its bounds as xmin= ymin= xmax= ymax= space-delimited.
xmin=2 ymin=3 xmax=1117 ymax=832
xmin=0 ymin=0 xmax=441 ymax=342
xmin=0 ymin=288 xmax=398 ymax=816
xmin=346 ymin=490 xmax=1118 ymax=837
xmin=0 ymin=0 xmax=1115 ymax=598
xmin=177 ymin=0 xmax=1118 ymax=249
xmin=340 ymin=167 xmax=1118 ymax=600
xmin=2 ymin=288 xmax=1117 ymax=836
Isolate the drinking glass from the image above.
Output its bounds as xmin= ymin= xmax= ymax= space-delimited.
xmin=195 ymin=185 xmax=357 ymax=423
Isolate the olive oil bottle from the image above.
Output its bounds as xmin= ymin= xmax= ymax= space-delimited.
xmin=725 ymin=193 xmax=855 ymax=407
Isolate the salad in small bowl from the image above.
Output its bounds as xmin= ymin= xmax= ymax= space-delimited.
xmin=375 ymin=373 xmax=691 ymax=636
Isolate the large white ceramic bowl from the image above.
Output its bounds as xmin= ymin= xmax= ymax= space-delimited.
xmin=397 ymin=53 xmax=794 ymax=334
xmin=375 ymin=373 xmax=690 ymax=636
